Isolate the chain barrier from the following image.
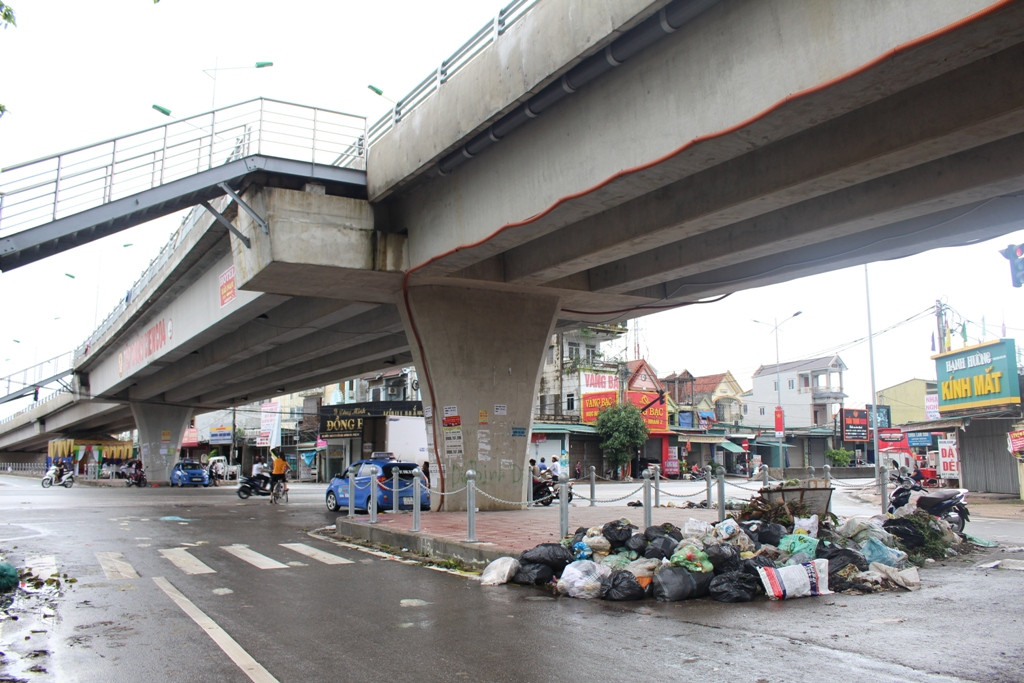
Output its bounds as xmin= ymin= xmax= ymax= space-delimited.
xmin=571 ymin=484 xmax=646 ymax=504
xmin=722 ymin=479 xmax=772 ymax=494
xmin=657 ymin=487 xmax=710 ymax=499
xmin=475 ymin=487 xmax=529 ymax=507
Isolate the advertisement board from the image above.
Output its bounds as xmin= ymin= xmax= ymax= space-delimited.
xmin=937 ymin=437 xmax=960 ymax=479
xmin=842 ymin=409 xmax=869 ymax=442
xmin=581 ymin=390 xmax=668 ymax=431
xmin=935 ymin=339 xmax=1020 ymax=415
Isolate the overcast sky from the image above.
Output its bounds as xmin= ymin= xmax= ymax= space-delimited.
xmin=1 ymin=0 xmax=1022 ymax=417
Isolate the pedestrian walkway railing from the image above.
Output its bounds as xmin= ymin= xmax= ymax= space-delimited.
xmin=365 ymin=0 xmax=537 ymax=147
xmin=0 ymin=98 xmax=366 ymax=238
xmin=347 ymin=464 xmax=791 ymax=546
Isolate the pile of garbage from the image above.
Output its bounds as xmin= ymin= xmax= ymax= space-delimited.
xmin=480 ymin=509 xmax=966 ymax=603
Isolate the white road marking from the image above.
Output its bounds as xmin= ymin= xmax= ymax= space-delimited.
xmin=95 ymin=551 xmax=139 ymax=579
xmin=280 ymin=543 xmax=353 ymax=565
xmin=159 ymin=547 xmax=217 ymax=575
xmin=221 ymin=544 xmax=288 ymax=569
xmin=25 ymin=554 xmax=57 ymax=579
xmin=152 ymin=576 xmax=277 ymax=683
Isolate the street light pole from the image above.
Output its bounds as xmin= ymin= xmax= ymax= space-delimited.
xmin=754 ymin=311 xmax=801 ymax=467
xmin=204 ymin=60 xmax=274 ymax=109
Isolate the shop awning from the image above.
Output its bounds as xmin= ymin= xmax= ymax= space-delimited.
xmin=899 ymin=418 xmax=968 ymax=432
xmin=718 ymin=440 xmax=745 ymax=454
xmin=673 ymin=433 xmax=728 ymax=443
xmin=532 ymin=422 xmax=597 ymax=435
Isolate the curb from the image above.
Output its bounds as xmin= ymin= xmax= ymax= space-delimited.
xmin=331 ymin=517 xmax=514 ymax=567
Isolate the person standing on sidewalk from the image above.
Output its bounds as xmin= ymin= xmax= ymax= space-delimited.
xmin=575 ymin=461 xmax=582 ymax=480
xmin=549 ymin=456 xmax=561 ymax=482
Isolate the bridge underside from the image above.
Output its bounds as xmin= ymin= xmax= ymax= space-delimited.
xmin=379 ymin=0 xmax=1024 ymax=332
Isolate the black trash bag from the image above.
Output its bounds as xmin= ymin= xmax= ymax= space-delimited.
xmin=519 ymin=543 xmax=574 ymax=573
xmin=601 ymin=569 xmax=647 ymax=601
xmin=511 ymin=562 xmax=554 ymax=586
xmin=644 ymin=523 xmax=684 ymax=543
xmin=759 ymin=522 xmax=789 ymax=547
xmin=739 ymin=556 xmax=775 ymax=595
xmin=822 ymin=546 xmax=868 ymax=576
xmin=602 ymin=520 xmax=637 ymax=549
xmin=739 ymin=520 xmax=762 ymax=544
xmin=690 ymin=569 xmax=715 ymax=598
xmin=883 ymin=518 xmax=925 ymax=549
xmin=652 ymin=566 xmax=698 ymax=601
xmin=572 ymin=527 xmax=588 ymax=547
xmin=705 ymin=543 xmax=742 ymax=574
xmin=624 ymin=532 xmax=649 ymax=554
xmin=709 ymin=571 xmax=760 ymax=603
xmin=644 ymin=535 xmax=678 ymax=560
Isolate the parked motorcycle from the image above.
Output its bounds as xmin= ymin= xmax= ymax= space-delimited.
xmin=125 ymin=468 xmax=148 ymax=488
xmin=888 ymin=473 xmax=969 ymax=533
xmin=532 ymin=478 xmax=574 ymax=506
xmin=237 ymin=474 xmax=272 ymax=499
xmin=41 ymin=466 xmax=75 ymax=488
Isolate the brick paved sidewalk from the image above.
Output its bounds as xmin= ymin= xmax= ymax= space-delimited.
xmin=331 ymin=502 xmax=722 ymax=565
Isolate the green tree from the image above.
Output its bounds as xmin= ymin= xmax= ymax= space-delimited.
xmin=0 ymin=2 xmax=15 ymax=119
xmin=825 ymin=447 xmax=853 ymax=467
xmin=594 ymin=402 xmax=649 ymax=477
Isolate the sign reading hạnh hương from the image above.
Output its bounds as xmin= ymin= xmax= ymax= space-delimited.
xmin=934 ymin=339 xmax=1020 ymax=415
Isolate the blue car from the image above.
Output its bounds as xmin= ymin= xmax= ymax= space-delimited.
xmin=325 ymin=458 xmax=429 ymax=512
xmin=170 ymin=461 xmax=210 ymax=487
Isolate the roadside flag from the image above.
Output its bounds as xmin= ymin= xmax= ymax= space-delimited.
xmin=930 ymin=332 xmax=935 ymax=352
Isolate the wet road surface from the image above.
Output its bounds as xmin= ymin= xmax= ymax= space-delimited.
xmin=1 ymin=476 xmax=1022 ymax=682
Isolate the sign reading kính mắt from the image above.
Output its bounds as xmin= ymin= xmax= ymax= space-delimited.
xmin=934 ymin=339 xmax=1020 ymax=415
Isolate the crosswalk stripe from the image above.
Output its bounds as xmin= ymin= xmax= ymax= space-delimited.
xmin=221 ymin=544 xmax=288 ymax=569
xmin=96 ymin=551 xmax=139 ymax=579
xmin=159 ymin=547 xmax=217 ymax=575
xmin=25 ymin=554 xmax=57 ymax=579
xmin=280 ymin=543 xmax=353 ymax=565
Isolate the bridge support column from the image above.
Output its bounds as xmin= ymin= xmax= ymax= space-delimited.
xmin=402 ymin=285 xmax=559 ymax=511
xmin=131 ymin=404 xmax=194 ymax=484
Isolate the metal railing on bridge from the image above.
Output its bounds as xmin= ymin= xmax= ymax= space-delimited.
xmin=0 ymin=98 xmax=367 ymax=237
xmin=365 ymin=0 xmax=537 ymax=147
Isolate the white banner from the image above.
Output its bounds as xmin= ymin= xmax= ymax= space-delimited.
xmin=937 ymin=437 xmax=959 ymax=479
xmin=257 ymin=402 xmax=281 ymax=448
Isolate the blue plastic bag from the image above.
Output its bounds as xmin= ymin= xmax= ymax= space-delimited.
xmin=860 ymin=536 xmax=907 ymax=567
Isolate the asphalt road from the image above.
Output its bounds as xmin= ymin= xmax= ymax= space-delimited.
xmin=1 ymin=476 xmax=1022 ymax=682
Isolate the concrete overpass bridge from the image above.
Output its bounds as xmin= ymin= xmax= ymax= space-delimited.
xmin=3 ymin=0 xmax=1024 ymax=509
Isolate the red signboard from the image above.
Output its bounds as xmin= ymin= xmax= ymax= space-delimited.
xmin=182 ymin=427 xmax=199 ymax=447
xmin=774 ymin=406 xmax=785 ymax=437
xmin=581 ymin=390 xmax=668 ymax=431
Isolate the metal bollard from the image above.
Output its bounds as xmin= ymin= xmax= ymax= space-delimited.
xmin=368 ymin=465 xmax=378 ymax=524
xmin=823 ymin=464 xmax=832 ymax=514
xmin=559 ymin=480 xmax=569 ymax=539
xmin=704 ymin=465 xmax=713 ymax=509
xmin=880 ymin=465 xmax=889 ymax=515
xmin=761 ymin=464 xmax=770 ymax=488
xmin=716 ymin=466 xmax=726 ymax=522
xmin=589 ymin=465 xmax=596 ymax=507
xmin=527 ymin=470 xmax=534 ymax=506
xmin=392 ymin=467 xmax=401 ymax=514
xmin=347 ymin=468 xmax=355 ymax=517
xmin=653 ymin=464 xmax=661 ymax=508
xmin=466 ymin=470 xmax=477 ymax=542
xmin=412 ymin=467 xmax=422 ymax=532
xmin=642 ymin=468 xmax=652 ymax=529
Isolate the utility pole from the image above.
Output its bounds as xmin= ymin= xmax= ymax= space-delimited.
xmin=935 ymin=300 xmax=946 ymax=352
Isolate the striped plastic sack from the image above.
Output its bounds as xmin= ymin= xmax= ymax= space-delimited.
xmin=756 ymin=558 xmax=832 ymax=600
